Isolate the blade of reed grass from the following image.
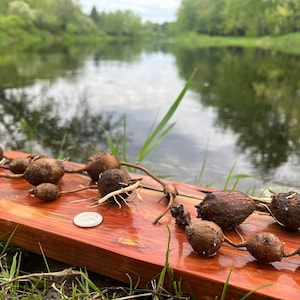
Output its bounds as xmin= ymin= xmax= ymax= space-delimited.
xmin=38 ymin=242 xmax=50 ymax=274
xmin=0 ymin=226 xmax=18 ymax=257
xmin=223 ymin=162 xmax=236 ymax=190
xmin=136 ymin=68 xmax=197 ymax=164
xmin=219 ymin=266 xmax=233 ymax=300
xmin=239 ymin=283 xmax=273 ymax=300
xmin=194 ymin=139 xmax=209 ymax=185
xmin=122 ymin=115 xmax=128 ymax=162
xmin=94 ymin=116 xmax=119 ymax=156
xmin=223 ymin=161 xmax=253 ymax=190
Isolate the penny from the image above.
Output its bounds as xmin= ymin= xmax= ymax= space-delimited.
xmin=73 ymin=212 xmax=103 ymax=228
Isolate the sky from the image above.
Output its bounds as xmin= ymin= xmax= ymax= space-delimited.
xmin=75 ymin=0 xmax=181 ymax=23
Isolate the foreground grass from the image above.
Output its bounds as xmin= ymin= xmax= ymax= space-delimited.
xmin=173 ymin=32 xmax=300 ymax=54
xmin=0 ymin=227 xmax=270 ymax=299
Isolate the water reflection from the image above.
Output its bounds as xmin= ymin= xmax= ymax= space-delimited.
xmin=0 ymin=90 xmax=124 ymax=159
xmin=1 ymin=42 xmax=300 ymax=191
xmin=172 ymin=46 xmax=300 ymax=178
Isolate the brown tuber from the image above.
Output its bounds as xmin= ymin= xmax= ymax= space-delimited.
xmin=30 ymin=183 xmax=98 ymax=202
xmin=186 ymin=220 xmax=225 ymax=257
xmin=23 ymin=157 xmax=65 ymax=185
xmin=8 ymin=157 xmax=32 ymax=174
xmin=65 ymin=151 xmax=120 ymax=182
xmin=30 ymin=183 xmax=60 ymax=202
xmin=269 ymin=191 xmax=300 ymax=230
xmin=228 ymin=232 xmax=300 ymax=263
xmin=195 ymin=190 xmax=256 ymax=229
xmin=0 ymin=146 xmax=3 ymax=160
xmin=171 ymin=204 xmax=300 ymax=263
xmin=241 ymin=232 xmax=285 ymax=263
xmin=97 ymin=168 xmax=132 ymax=203
xmin=0 ymin=156 xmax=64 ymax=185
xmin=86 ymin=152 xmax=120 ymax=182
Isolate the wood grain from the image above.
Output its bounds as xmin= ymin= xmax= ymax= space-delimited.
xmin=0 ymin=151 xmax=299 ymax=299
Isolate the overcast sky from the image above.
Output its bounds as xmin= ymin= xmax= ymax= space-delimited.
xmin=75 ymin=0 xmax=181 ymax=23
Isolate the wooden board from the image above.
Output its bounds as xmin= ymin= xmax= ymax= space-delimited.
xmin=0 ymin=151 xmax=299 ymax=299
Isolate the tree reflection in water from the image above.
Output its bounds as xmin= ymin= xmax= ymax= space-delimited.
xmin=0 ymin=90 xmax=124 ymax=162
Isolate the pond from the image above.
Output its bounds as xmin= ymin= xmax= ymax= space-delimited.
xmin=1 ymin=41 xmax=300 ymax=193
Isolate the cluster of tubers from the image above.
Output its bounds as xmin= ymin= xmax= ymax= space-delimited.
xmin=0 ymin=147 xmax=177 ymax=224
xmin=1 ymin=147 xmax=300 ymax=264
xmin=172 ymin=204 xmax=300 ymax=263
xmin=195 ymin=189 xmax=300 ymax=231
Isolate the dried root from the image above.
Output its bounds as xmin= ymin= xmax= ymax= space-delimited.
xmin=90 ymin=179 xmax=143 ymax=208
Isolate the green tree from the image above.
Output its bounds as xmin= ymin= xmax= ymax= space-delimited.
xmin=222 ymin=0 xmax=278 ymax=36
xmin=0 ymin=0 xmax=10 ymax=14
xmin=90 ymin=5 xmax=99 ymax=23
xmin=176 ymin=0 xmax=225 ymax=35
xmin=8 ymin=1 xmax=35 ymax=19
xmin=175 ymin=0 xmax=300 ymax=36
xmin=93 ymin=9 xmax=142 ymax=37
xmin=176 ymin=0 xmax=199 ymax=32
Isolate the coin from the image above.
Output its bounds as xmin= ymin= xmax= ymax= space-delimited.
xmin=73 ymin=212 xmax=103 ymax=228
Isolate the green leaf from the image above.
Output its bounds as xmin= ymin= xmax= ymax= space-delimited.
xmin=136 ymin=68 xmax=197 ymax=164
xmin=220 ymin=266 xmax=233 ymax=300
xmin=240 ymin=283 xmax=273 ymax=300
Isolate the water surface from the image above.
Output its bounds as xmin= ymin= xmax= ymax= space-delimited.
xmin=1 ymin=42 xmax=300 ymax=193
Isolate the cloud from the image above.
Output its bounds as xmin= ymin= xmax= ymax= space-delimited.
xmin=76 ymin=0 xmax=181 ymax=23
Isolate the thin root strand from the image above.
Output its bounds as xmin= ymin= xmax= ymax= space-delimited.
xmin=90 ymin=180 xmax=142 ymax=208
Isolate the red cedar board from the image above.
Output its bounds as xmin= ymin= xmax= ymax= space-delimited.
xmin=0 ymin=151 xmax=299 ymax=299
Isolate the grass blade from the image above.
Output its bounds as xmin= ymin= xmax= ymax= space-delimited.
xmin=122 ymin=115 xmax=128 ymax=162
xmin=136 ymin=68 xmax=197 ymax=164
xmin=195 ymin=139 xmax=209 ymax=185
xmin=223 ymin=162 xmax=236 ymax=190
xmin=220 ymin=267 xmax=233 ymax=300
xmin=138 ymin=123 xmax=175 ymax=161
xmin=93 ymin=116 xmax=119 ymax=155
xmin=0 ymin=226 xmax=18 ymax=257
xmin=240 ymin=283 xmax=273 ymax=300
xmin=38 ymin=242 xmax=51 ymax=274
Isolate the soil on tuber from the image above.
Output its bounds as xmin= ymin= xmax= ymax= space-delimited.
xmin=268 ymin=191 xmax=300 ymax=230
xmin=98 ymin=168 xmax=132 ymax=201
xmin=30 ymin=183 xmax=98 ymax=202
xmin=172 ymin=204 xmax=300 ymax=263
xmin=186 ymin=220 xmax=225 ymax=257
xmin=0 ymin=157 xmax=65 ymax=185
xmin=65 ymin=151 xmax=120 ymax=182
xmin=195 ymin=190 xmax=256 ymax=229
xmin=226 ymin=232 xmax=300 ymax=263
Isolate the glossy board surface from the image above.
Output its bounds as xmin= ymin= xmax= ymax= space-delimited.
xmin=0 ymin=152 xmax=299 ymax=299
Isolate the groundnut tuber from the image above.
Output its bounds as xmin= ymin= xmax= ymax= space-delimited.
xmin=269 ymin=191 xmax=300 ymax=230
xmin=0 ymin=156 xmax=64 ymax=185
xmin=195 ymin=190 xmax=256 ymax=229
xmin=227 ymin=232 xmax=300 ymax=263
xmin=186 ymin=220 xmax=225 ymax=257
xmin=65 ymin=151 xmax=120 ymax=182
xmin=30 ymin=183 xmax=98 ymax=202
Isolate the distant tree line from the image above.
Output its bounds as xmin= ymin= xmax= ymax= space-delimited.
xmin=90 ymin=6 xmax=143 ymax=37
xmin=175 ymin=0 xmax=300 ymax=36
xmin=0 ymin=0 xmax=170 ymax=46
xmin=0 ymin=0 xmax=99 ymax=35
xmin=89 ymin=6 xmax=170 ymax=38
